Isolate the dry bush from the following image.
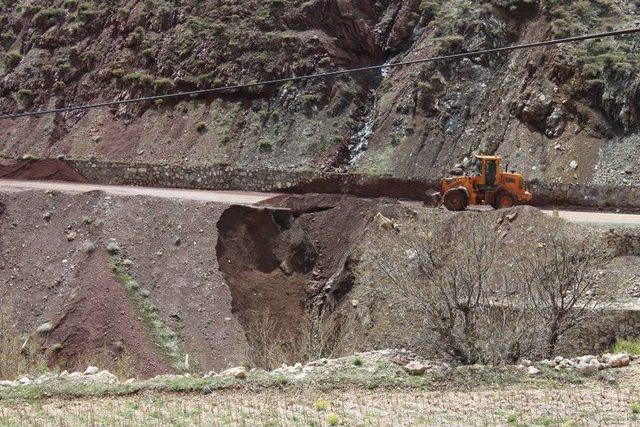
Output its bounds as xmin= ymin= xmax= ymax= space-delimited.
xmin=244 ymin=307 xmax=347 ymax=369
xmin=517 ymin=219 xmax=612 ymax=358
xmin=356 ymin=212 xmax=613 ymax=364
xmin=0 ymin=312 xmax=48 ymax=380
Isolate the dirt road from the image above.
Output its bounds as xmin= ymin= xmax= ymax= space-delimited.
xmin=1 ymin=179 xmax=639 ymax=226
xmin=0 ymin=179 xmax=274 ymax=204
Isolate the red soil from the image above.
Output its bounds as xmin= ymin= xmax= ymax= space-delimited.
xmin=0 ymin=159 xmax=88 ymax=182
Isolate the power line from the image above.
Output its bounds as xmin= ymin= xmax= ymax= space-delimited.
xmin=2 ymin=27 xmax=639 ymax=120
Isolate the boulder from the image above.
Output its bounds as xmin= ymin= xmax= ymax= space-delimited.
xmin=607 ymin=353 xmax=630 ymax=368
xmin=373 ymin=212 xmax=398 ymax=232
xmin=88 ymin=370 xmax=118 ymax=384
xmin=404 ymin=361 xmax=429 ymax=375
xmin=36 ymin=321 xmax=54 ymax=334
xmin=106 ymin=241 xmax=120 ymax=255
xmin=68 ymin=372 xmax=83 ymax=380
xmin=527 ymin=366 xmax=540 ymax=375
xmin=84 ymin=366 xmax=99 ymax=375
xmin=576 ymin=361 xmax=599 ymax=375
xmin=520 ymin=359 xmax=532 ymax=367
xmin=34 ymin=373 xmax=56 ymax=384
xmin=219 ymin=366 xmax=247 ymax=379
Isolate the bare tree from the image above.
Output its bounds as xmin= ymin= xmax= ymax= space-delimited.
xmin=517 ymin=221 xmax=610 ymax=358
xmin=358 ymin=213 xmax=541 ymax=365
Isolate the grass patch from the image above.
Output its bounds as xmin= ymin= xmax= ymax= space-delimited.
xmin=111 ymin=257 xmax=187 ymax=372
xmin=314 ymin=399 xmax=329 ymax=411
xmin=611 ymin=339 xmax=640 ymax=356
xmin=0 ymin=358 xmax=601 ymax=402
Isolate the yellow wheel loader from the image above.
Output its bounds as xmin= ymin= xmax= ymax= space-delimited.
xmin=429 ymin=155 xmax=532 ymax=211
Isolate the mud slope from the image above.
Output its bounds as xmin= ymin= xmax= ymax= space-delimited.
xmin=0 ymin=190 xmax=247 ymax=376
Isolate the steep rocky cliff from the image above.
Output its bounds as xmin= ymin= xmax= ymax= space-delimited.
xmin=1 ymin=0 xmax=639 ymax=186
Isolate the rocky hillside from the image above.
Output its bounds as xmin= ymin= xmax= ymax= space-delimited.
xmin=1 ymin=0 xmax=639 ymax=186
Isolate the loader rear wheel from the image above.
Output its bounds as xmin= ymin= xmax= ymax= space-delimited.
xmin=493 ymin=191 xmax=515 ymax=209
xmin=443 ymin=189 xmax=468 ymax=211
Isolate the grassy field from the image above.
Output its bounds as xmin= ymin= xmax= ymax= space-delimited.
xmin=1 ymin=362 xmax=639 ymax=425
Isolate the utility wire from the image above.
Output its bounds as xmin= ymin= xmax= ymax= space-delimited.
xmin=2 ymin=27 xmax=639 ymax=120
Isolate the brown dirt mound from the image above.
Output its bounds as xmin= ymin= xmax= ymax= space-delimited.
xmin=0 ymin=159 xmax=88 ymax=182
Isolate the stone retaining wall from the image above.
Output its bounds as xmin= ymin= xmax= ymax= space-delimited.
xmin=606 ymin=229 xmax=640 ymax=256
xmin=54 ymin=159 xmax=640 ymax=209
xmin=67 ymin=160 xmax=438 ymax=200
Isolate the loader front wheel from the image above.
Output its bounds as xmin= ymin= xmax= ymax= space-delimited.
xmin=493 ymin=191 xmax=516 ymax=209
xmin=443 ymin=189 xmax=468 ymax=211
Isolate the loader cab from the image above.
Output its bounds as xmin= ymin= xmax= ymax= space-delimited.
xmin=476 ymin=155 xmax=501 ymax=187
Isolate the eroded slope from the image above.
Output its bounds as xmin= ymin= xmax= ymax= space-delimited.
xmin=1 ymin=1 xmax=638 ymax=185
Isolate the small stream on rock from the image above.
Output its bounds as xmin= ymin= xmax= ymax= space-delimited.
xmin=348 ymin=62 xmax=390 ymax=166
xmin=348 ymin=103 xmax=375 ymax=166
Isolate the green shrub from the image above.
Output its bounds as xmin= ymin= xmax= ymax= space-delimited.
xmin=259 ymin=141 xmax=273 ymax=152
xmin=125 ymin=27 xmax=145 ymax=48
xmin=57 ymin=62 xmax=72 ymax=73
xmin=419 ymin=0 xmax=440 ymax=16
xmin=52 ymin=81 xmax=66 ymax=92
xmin=435 ymin=35 xmax=464 ymax=51
xmin=81 ymin=51 xmax=97 ymax=67
xmin=301 ymin=94 xmax=319 ymax=116
xmin=2 ymin=51 xmax=22 ymax=70
xmin=15 ymin=89 xmax=34 ymax=102
xmin=141 ymin=48 xmax=155 ymax=59
xmin=195 ymin=123 xmax=207 ymax=133
xmin=1 ymin=29 xmax=15 ymax=46
xmin=0 ymin=310 xmax=48 ymax=380
xmin=314 ymin=399 xmax=329 ymax=411
xmin=32 ymin=8 xmax=66 ymax=29
xmin=153 ymin=78 xmax=174 ymax=92
xmin=326 ymin=413 xmax=340 ymax=426
xmin=123 ymin=70 xmax=153 ymax=86
xmin=110 ymin=67 xmax=125 ymax=78
xmin=632 ymin=402 xmax=640 ymax=414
